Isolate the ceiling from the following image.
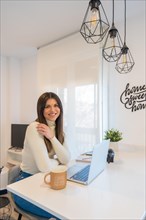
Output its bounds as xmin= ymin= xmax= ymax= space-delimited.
xmin=1 ymin=0 xmax=145 ymax=58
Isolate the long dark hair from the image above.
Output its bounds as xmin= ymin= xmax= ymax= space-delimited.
xmin=36 ymin=92 xmax=64 ymax=152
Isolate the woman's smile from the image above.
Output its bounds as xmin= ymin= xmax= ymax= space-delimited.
xmin=43 ymin=98 xmax=60 ymax=121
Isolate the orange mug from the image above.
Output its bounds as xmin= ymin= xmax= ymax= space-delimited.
xmin=44 ymin=165 xmax=67 ymax=190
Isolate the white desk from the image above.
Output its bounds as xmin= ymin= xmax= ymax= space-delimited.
xmin=7 ymin=145 xmax=145 ymax=220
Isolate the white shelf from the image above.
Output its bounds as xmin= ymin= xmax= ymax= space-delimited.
xmin=7 ymin=148 xmax=22 ymax=165
xmin=8 ymin=148 xmax=22 ymax=155
xmin=7 ymin=158 xmax=21 ymax=165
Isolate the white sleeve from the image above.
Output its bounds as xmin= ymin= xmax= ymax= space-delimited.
xmin=50 ymin=136 xmax=71 ymax=165
xmin=26 ymin=122 xmax=59 ymax=173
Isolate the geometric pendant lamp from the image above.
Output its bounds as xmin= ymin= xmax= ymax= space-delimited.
xmin=102 ymin=0 xmax=123 ymax=62
xmin=115 ymin=43 xmax=135 ymax=73
xmin=115 ymin=0 xmax=135 ymax=73
xmin=80 ymin=0 xmax=110 ymax=44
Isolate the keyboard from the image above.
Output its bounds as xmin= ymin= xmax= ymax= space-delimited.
xmin=71 ymin=165 xmax=90 ymax=182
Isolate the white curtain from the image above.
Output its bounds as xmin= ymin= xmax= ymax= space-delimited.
xmin=37 ymin=33 xmax=107 ymax=158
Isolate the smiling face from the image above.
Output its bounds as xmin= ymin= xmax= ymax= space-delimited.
xmin=43 ymin=98 xmax=61 ymax=122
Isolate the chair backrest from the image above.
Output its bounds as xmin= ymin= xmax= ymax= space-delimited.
xmin=8 ymin=165 xmax=21 ymax=184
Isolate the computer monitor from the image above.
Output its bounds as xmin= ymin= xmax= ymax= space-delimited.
xmin=11 ymin=124 xmax=28 ymax=149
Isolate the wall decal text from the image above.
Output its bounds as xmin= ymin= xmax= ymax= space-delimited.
xmin=120 ymin=83 xmax=146 ymax=112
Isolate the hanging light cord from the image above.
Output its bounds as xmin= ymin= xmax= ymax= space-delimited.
xmin=112 ymin=0 xmax=114 ymax=26
xmin=101 ymin=1 xmax=109 ymax=25
xmin=124 ymin=0 xmax=126 ymax=44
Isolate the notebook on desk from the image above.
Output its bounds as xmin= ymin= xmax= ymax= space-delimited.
xmin=67 ymin=140 xmax=109 ymax=185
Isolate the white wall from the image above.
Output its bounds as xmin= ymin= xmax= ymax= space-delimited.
xmin=108 ymin=11 xmax=145 ymax=147
xmin=0 ymin=57 xmax=10 ymax=166
xmin=0 ymin=2 xmax=145 ymax=166
xmin=20 ymin=56 xmax=38 ymax=123
xmin=0 ymin=55 xmax=37 ymax=166
xmin=0 ymin=57 xmax=22 ymax=166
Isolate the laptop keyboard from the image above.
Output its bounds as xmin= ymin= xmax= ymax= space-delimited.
xmin=71 ymin=165 xmax=90 ymax=182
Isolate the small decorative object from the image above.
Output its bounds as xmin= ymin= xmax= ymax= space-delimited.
xmin=107 ymin=149 xmax=115 ymax=163
xmin=104 ymin=128 xmax=122 ymax=142
xmin=104 ymin=128 xmax=123 ymax=151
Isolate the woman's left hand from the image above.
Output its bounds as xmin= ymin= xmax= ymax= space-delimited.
xmin=36 ymin=123 xmax=54 ymax=140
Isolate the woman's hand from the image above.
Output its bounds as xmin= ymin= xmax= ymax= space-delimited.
xmin=36 ymin=123 xmax=54 ymax=140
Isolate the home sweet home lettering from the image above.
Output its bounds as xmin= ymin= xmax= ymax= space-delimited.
xmin=120 ymin=83 xmax=146 ymax=112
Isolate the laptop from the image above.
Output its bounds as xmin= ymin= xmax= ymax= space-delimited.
xmin=67 ymin=140 xmax=109 ymax=185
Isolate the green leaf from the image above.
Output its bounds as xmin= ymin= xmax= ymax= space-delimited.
xmin=103 ymin=128 xmax=123 ymax=142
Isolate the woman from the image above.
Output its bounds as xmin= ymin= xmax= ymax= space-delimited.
xmin=14 ymin=92 xmax=70 ymax=219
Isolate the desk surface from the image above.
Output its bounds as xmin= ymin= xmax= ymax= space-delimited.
xmin=7 ymin=145 xmax=145 ymax=220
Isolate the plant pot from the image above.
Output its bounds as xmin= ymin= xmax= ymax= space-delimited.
xmin=109 ymin=142 xmax=119 ymax=152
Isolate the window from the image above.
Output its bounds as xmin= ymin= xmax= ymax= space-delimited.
xmin=37 ymin=33 xmax=107 ymax=158
xmin=58 ymin=83 xmax=99 ymax=157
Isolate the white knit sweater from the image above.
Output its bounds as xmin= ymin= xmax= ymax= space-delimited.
xmin=20 ymin=121 xmax=70 ymax=174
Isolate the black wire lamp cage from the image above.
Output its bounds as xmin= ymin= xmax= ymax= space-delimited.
xmin=115 ymin=0 xmax=135 ymax=73
xmin=80 ymin=0 xmax=110 ymax=44
xmin=102 ymin=0 xmax=123 ymax=62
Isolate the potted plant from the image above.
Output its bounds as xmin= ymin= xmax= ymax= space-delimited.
xmin=104 ymin=128 xmax=123 ymax=151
